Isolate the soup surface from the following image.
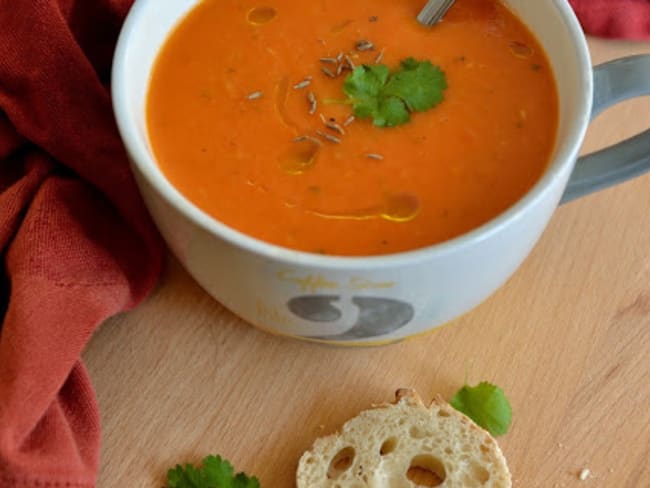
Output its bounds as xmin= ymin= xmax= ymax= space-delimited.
xmin=147 ymin=0 xmax=558 ymax=256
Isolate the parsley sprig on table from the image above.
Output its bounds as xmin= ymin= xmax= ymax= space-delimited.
xmin=343 ymin=57 xmax=447 ymax=127
xmin=451 ymin=381 xmax=513 ymax=436
xmin=166 ymin=455 xmax=260 ymax=488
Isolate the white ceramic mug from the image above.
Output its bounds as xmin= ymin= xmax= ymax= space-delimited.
xmin=112 ymin=0 xmax=650 ymax=345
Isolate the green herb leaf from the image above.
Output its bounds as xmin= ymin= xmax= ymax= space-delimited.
xmin=344 ymin=64 xmax=390 ymax=101
xmin=450 ymin=382 xmax=512 ymax=436
xmin=383 ymin=58 xmax=447 ymax=112
xmin=374 ymin=96 xmax=411 ymax=127
xmin=343 ymin=58 xmax=446 ymax=127
xmin=166 ymin=455 xmax=260 ymax=488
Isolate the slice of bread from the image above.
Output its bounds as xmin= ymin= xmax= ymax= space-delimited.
xmin=296 ymin=389 xmax=511 ymax=488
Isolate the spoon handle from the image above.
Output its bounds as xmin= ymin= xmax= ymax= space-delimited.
xmin=417 ymin=0 xmax=456 ymax=26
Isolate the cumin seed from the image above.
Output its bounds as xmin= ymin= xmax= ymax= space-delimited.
xmin=307 ymin=92 xmax=317 ymax=115
xmin=306 ymin=136 xmax=323 ymax=145
xmin=375 ymin=48 xmax=385 ymax=64
xmin=293 ymin=79 xmax=312 ymax=90
xmin=320 ymin=57 xmax=338 ymax=64
xmin=366 ymin=153 xmax=384 ymax=160
xmin=325 ymin=121 xmax=346 ymax=135
xmin=343 ymin=115 xmax=355 ymax=127
xmin=336 ymin=63 xmax=345 ymax=76
xmin=316 ymin=130 xmax=341 ymax=144
xmin=293 ymin=135 xmax=322 ymax=146
xmin=336 ymin=52 xmax=344 ymax=62
xmin=355 ymin=40 xmax=374 ymax=51
xmin=344 ymin=54 xmax=356 ymax=70
xmin=246 ymin=90 xmax=263 ymax=100
xmin=321 ymin=66 xmax=336 ymax=78
xmin=308 ymin=136 xmax=323 ymax=145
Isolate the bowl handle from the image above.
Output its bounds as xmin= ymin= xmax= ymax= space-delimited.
xmin=561 ymin=55 xmax=650 ymax=204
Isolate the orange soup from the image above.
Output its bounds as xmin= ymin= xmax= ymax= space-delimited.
xmin=147 ymin=0 xmax=558 ymax=256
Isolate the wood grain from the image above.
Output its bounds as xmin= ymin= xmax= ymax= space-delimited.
xmin=84 ymin=37 xmax=650 ymax=487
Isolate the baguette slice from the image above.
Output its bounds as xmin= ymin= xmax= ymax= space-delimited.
xmin=296 ymin=389 xmax=511 ymax=488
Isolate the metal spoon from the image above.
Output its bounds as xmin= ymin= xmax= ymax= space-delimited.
xmin=417 ymin=0 xmax=456 ymax=26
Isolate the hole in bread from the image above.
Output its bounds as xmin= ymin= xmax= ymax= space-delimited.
xmin=470 ymin=462 xmax=490 ymax=483
xmin=437 ymin=409 xmax=451 ymax=417
xmin=327 ymin=446 xmax=355 ymax=479
xmin=380 ymin=437 xmax=398 ymax=456
xmin=406 ymin=455 xmax=446 ymax=486
xmin=409 ymin=425 xmax=428 ymax=439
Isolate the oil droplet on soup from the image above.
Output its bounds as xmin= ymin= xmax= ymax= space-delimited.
xmin=381 ymin=194 xmax=420 ymax=223
xmin=331 ymin=19 xmax=354 ymax=33
xmin=247 ymin=6 xmax=277 ymax=25
xmin=273 ymin=77 xmax=298 ymax=130
xmin=509 ymin=40 xmax=533 ymax=59
xmin=306 ymin=193 xmax=419 ymax=223
xmin=280 ymin=139 xmax=320 ymax=175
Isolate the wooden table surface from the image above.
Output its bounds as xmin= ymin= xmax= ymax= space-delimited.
xmin=84 ymin=38 xmax=650 ymax=487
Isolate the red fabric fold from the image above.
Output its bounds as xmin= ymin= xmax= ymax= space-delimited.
xmin=0 ymin=0 xmax=163 ymax=486
xmin=569 ymin=0 xmax=650 ymax=40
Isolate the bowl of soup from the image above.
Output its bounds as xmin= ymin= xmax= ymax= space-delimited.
xmin=112 ymin=0 xmax=650 ymax=345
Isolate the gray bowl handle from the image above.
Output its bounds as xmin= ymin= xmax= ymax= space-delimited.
xmin=561 ymin=55 xmax=650 ymax=204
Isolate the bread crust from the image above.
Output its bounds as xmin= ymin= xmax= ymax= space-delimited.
xmin=296 ymin=389 xmax=512 ymax=488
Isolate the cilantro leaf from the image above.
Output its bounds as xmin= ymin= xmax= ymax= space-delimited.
xmin=232 ymin=473 xmax=259 ymax=488
xmin=166 ymin=455 xmax=260 ymax=488
xmin=374 ymin=96 xmax=410 ymax=127
xmin=450 ymin=382 xmax=512 ymax=436
xmin=383 ymin=58 xmax=447 ymax=112
xmin=343 ymin=64 xmax=390 ymax=100
xmin=343 ymin=58 xmax=447 ymax=127
xmin=343 ymin=64 xmax=387 ymax=120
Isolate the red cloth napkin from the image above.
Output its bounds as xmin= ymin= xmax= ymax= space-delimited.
xmin=0 ymin=0 xmax=163 ymax=486
xmin=570 ymin=0 xmax=650 ymax=40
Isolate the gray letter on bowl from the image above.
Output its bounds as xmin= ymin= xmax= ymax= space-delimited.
xmin=287 ymin=295 xmax=414 ymax=341
xmin=287 ymin=295 xmax=342 ymax=322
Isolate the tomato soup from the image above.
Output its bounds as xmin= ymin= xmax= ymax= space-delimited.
xmin=147 ymin=0 xmax=558 ymax=256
